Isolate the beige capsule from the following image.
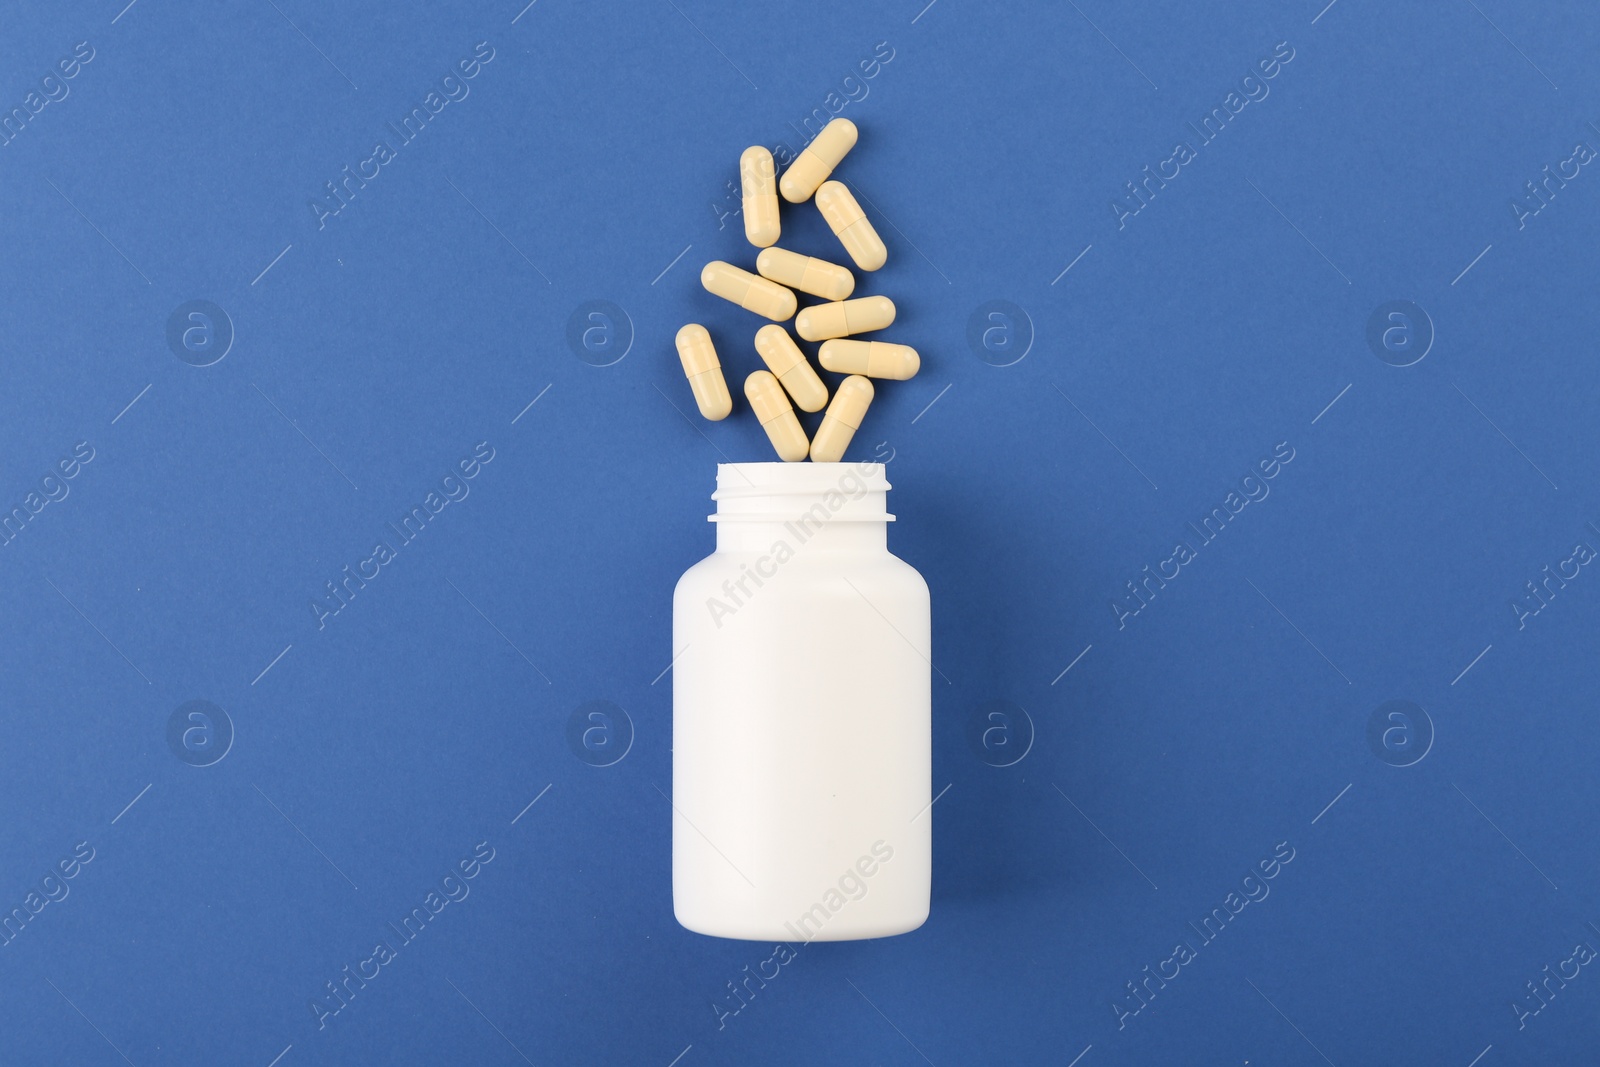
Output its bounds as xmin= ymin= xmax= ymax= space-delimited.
xmin=753 ymin=324 xmax=829 ymax=413
xmin=815 ymin=180 xmax=886 ymax=271
xmin=794 ymin=295 xmax=895 ymax=342
xmin=701 ymin=261 xmax=798 ymax=322
xmin=745 ymin=371 xmax=809 ymax=462
xmin=740 ymin=146 xmax=780 ymax=249
xmin=818 ymin=339 xmax=920 ymax=381
xmin=809 ymin=375 xmax=874 ymax=463
xmin=779 ymin=117 xmax=858 ymax=204
xmin=675 ymin=324 xmax=732 ymax=421
xmin=755 ymin=246 xmax=854 ymax=301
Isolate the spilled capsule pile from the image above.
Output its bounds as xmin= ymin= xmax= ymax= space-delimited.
xmin=673 ymin=118 xmax=920 ymax=462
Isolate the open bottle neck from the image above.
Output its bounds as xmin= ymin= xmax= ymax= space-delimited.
xmin=710 ymin=462 xmax=892 ymax=553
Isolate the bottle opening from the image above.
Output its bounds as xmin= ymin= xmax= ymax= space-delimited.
xmin=710 ymin=462 xmax=894 ymax=523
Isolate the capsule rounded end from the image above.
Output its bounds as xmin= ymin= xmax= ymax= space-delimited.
xmin=793 ymin=308 xmax=819 ymax=342
xmin=768 ymin=287 xmax=798 ymax=322
xmin=865 ymin=296 xmax=896 ymax=328
xmin=739 ymin=144 xmax=774 ymax=171
xmin=687 ymin=366 xmax=733 ymax=422
xmin=898 ymin=347 xmax=921 ymax=380
xmin=855 ymin=244 xmax=888 ymax=272
xmin=699 ymin=261 xmax=725 ymax=290
xmin=815 ymin=339 xmax=844 ymax=374
xmin=790 ymin=379 xmax=829 ymax=414
xmin=780 ymin=158 xmax=825 ymax=204
xmin=839 ymin=373 xmax=874 ymax=404
xmin=745 ymin=224 xmax=780 ymax=249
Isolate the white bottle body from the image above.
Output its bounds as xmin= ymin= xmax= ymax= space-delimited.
xmin=672 ymin=462 xmax=931 ymax=941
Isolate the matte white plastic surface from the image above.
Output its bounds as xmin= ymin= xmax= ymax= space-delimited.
xmin=672 ymin=462 xmax=932 ymax=941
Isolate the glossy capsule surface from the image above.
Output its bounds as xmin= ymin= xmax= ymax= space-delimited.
xmin=754 ymin=324 xmax=829 ymax=412
xmin=701 ymin=261 xmax=798 ymax=322
xmin=675 ymin=324 xmax=732 ymax=421
xmin=814 ymin=181 xmax=887 ymax=271
xmin=794 ymin=295 xmax=895 ymax=342
xmin=755 ymin=247 xmax=854 ymax=302
xmin=745 ymin=371 xmax=809 ymax=462
xmin=818 ymin=339 xmax=920 ymax=381
xmin=740 ymin=146 xmax=780 ymax=248
xmin=779 ymin=118 xmax=857 ymax=204
xmin=809 ymin=375 xmax=874 ymax=462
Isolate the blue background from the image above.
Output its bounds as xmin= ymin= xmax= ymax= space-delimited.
xmin=2 ymin=1 xmax=1598 ymax=1064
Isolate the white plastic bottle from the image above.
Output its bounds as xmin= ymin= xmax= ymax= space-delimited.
xmin=672 ymin=462 xmax=931 ymax=941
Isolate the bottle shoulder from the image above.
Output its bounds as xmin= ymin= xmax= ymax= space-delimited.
xmin=679 ymin=546 xmax=920 ymax=570
xmin=675 ymin=546 xmax=927 ymax=598
xmin=673 ymin=551 xmax=723 ymax=593
xmin=886 ymin=550 xmax=931 ymax=595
